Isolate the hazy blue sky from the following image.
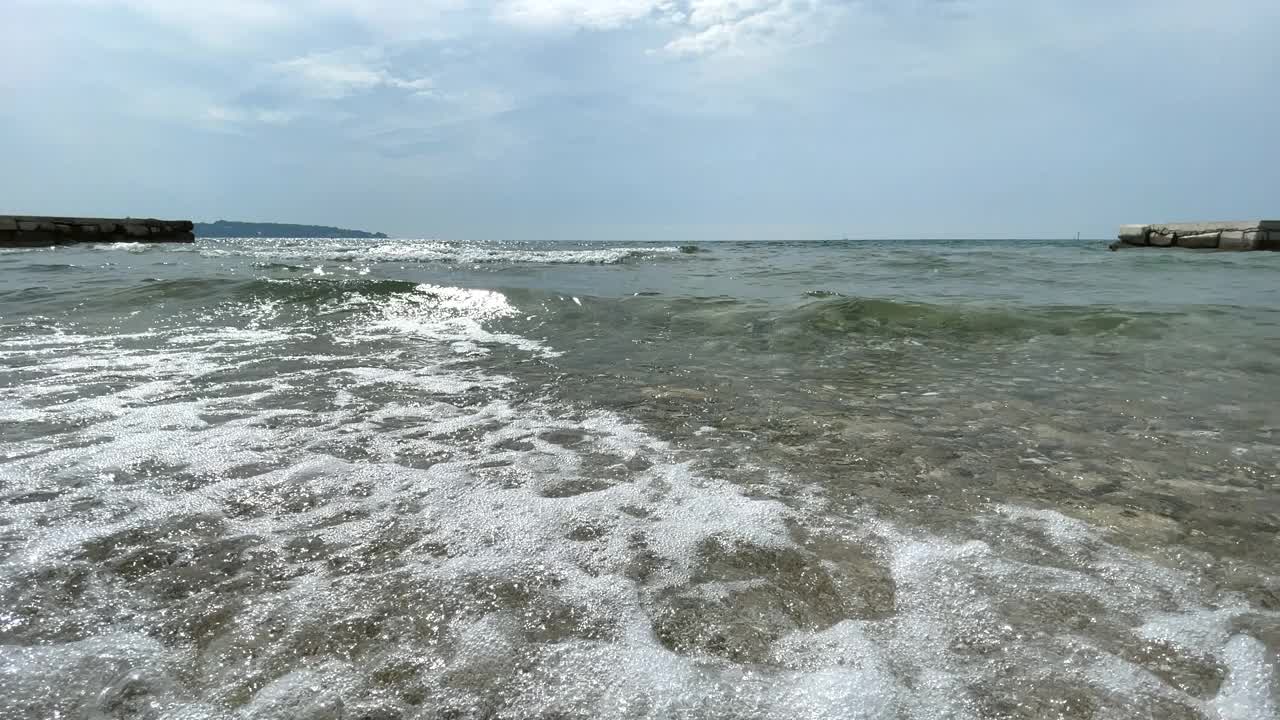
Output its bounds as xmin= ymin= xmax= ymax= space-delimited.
xmin=2 ymin=1 xmax=1278 ymax=240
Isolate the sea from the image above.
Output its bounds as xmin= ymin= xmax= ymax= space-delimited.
xmin=0 ymin=237 xmax=1277 ymax=720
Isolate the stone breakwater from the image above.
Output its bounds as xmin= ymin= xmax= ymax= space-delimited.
xmin=0 ymin=216 xmax=195 ymax=247
xmin=1111 ymin=221 xmax=1280 ymax=251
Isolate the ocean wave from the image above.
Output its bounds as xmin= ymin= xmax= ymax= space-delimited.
xmin=534 ymin=293 xmax=1174 ymax=352
xmin=786 ymin=296 xmax=1172 ymax=340
xmin=90 ymin=276 xmax=422 ymax=307
xmin=201 ymin=239 xmax=689 ymax=266
xmin=346 ymin=283 xmax=563 ymax=358
xmin=89 ymin=241 xmax=154 ymax=252
xmin=15 ymin=263 xmax=86 ymax=274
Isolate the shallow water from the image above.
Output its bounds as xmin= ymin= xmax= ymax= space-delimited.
xmin=0 ymin=238 xmax=1277 ymax=719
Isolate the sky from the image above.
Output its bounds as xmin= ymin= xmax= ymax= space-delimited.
xmin=1 ymin=1 xmax=1278 ymax=240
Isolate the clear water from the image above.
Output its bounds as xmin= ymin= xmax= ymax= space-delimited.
xmin=1 ymin=238 xmax=1277 ymax=719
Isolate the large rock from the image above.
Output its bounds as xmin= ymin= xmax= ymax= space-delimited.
xmin=1151 ymin=221 xmax=1278 ymax=235
xmin=1219 ymin=231 xmax=1257 ymax=251
xmin=1117 ymin=221 xmax=1280 ymax=251
xmin=125 ymin=223 xmax=151 ymax=238
xmin=1175 ymin=232 xmax=1220 ymax=249
xmin=0 ymin=218 xmax=16 ymax=231
xmin=1118 ymin=225 xmax=1148 ymax=244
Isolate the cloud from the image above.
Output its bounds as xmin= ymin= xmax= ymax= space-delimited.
xmin=12 ymin=0 xmax=847 ymax=63
xmin=273 ymin=50 xmax=433 ymax=101
xmin=662 ymin=0 xmax=839 ymax=57
xmin=495 ymin=0 xmax=667 ymax=30
xmin=686 ymin=0 xmax=777 ymax=28
xmin=204 ymin=105 xmax=297 ymax=130
xmin=491 ymin=0 xmax=843 ymax=57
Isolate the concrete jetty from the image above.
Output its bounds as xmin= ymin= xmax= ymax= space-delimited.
xmin=1111 ymin=221 xmax=1280 ymax=251
xmin=0 ymin=216 xmax=195 ymax=247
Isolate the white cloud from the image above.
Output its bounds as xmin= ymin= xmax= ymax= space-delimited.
xmin=12 ymin=0 xmax=843 ymax=60
xmin=663 ymin=1 xmax=837 ymax=57
xmin=495 ymin=0 xmax=666 ymax=29
xmin=685 ymin=0 xmax=775 ymax=28
xmin=492 ymin=0 xmax=839 ymax=57
xmin=204 ymin=105 xmax=297 ymax=129
xmin=10 ymin=0 xmax=1279 ymax=133
xmin=273 ymin=50 xmax=433 ymax=101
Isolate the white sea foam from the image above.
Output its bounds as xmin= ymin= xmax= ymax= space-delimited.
xmin=89 ymin=241 xmax=151 ymax=251
xmin=348 ymin=283 xmax=562 ymax=358
xmin=199 ymin=238 xmax=684 ymax=266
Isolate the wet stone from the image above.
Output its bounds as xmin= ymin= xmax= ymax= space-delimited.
xmin=0 ymin=564 xmax=98 ymax=643
xmin=999 ymin=589 xmax=1107 ymax=633
xmin=493 ymin=437 xmax=535 ymax=452
xmin=624 ymin=453 xmax=653 ymax=471
xmin=538 ymin=429 xmax=589 ymax=447
xmin=5 ymin=490 xmax=62 ymax=505
xmin=651 ymin=592 xmax=778 ymax=663
xmin=303 ymin=507 xmax=371 ymax=530
xmin=622 ymin=547 xmax=665 ymax=582
xmin=1126 ymin=639 xmax=1225 ymax=699
xmin=96 ymin=672 xmax=165 ymax=720
xmin=155 ymin=594 xmax=245 ymax=650
xmin=110 ymin=545 xmax=182 ymax=579
xmin=650 ymin=537 xmax=892 ymax=662
xmin=520 ymin=598 xmax=615 ymax=643
xmin=566 ymin=522 xmax=608 ymax=541
xmin=539 ymin=477 xmax=614 ymax=498
xmin=284 ymin=534 xmax=337 ymax=562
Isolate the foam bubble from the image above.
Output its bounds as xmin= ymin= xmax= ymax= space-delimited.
xmin=1212 ymin=634 xmax=1277 ymax=720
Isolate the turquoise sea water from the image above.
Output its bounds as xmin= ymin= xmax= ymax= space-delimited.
xmin=1 ymin=238 xmax=1277 ymax=718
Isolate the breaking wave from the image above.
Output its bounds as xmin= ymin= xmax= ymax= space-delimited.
xmin=200 ymin=239 xmax=691 ymax=266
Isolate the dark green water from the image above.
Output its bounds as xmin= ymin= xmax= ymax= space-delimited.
xmin=1 ymin=238 xmax=1277 ymax=719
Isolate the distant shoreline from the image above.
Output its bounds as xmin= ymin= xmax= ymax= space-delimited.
xmin=195 ymin=220 xmax=388 ymax=239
